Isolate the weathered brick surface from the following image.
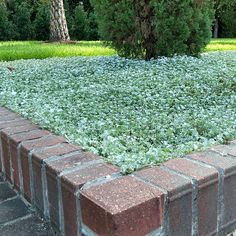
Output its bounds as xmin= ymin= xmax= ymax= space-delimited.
xmin=45 ymin=151 xmax=99 ymax=229
xmin=187 ymin=151 xmax=236 ymax=234
xmin=31 ymin=143 xmax=80 ymax=214
xmin=211 ymin=144 xmax=236 ymax=157
xmin=135 ymin=167 xmax=192 ymax=236
xmin=0 ymin=119 xmax=30 ymax=130
xmin=1 ymin=133 xmax=11 ymax=181
xmin=20 ymin=135 xmax=66 ymax=201
xmin=80 ymin=176 xmax=164 ymax=236
xmin=1 ymin=127 xmax=45 ymax=184
xmin=163 ymin=158 xmax=218 ymax=236
xmin=61 ymin=163 xmax=118 ymax=236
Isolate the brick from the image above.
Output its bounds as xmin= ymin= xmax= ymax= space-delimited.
xmin=0 ymin=156 xmax=2 ymax=173
xmin=0 ymin=119 xmax=31 ymax=130
xmin=20 ymin=135 xmax=65 ymax=202
xmin=187 ymin=151 xmax=236 ymax=234
xmin=0 ymin=125 xmax=40 ymax=183
xmin=61 ymin=163 xmax=118 ymax=236
xmin=9 ymin=130 xmax=50 ymax=191
xmin=1 ymin=133 xmax=11 ymax=181
xmin=80 ymin=176 xmax=164 ymax=236
xmin=211 ymin=144 xmax=236 ymax=157
xmin=2 ymin=124 xmax=38 ymax=136
xmin=0 ymin=107 xmax=11 ymax=113
xmin=45 ymin=151 xmax=100 ymax=229
xmin=135 ymin=167 xmax=192 ymax=236
xmin=31 ymin=143 xmax=80 ymax=214
xmin=0 ymin=113 xmax=20 ymax=123
xmin=163 ymin=158 xmax=218 ymax=236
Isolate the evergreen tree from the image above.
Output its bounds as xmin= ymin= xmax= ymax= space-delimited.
xmin=0 ymin=2 xmax=15 ymax=40
xmin=91 ymin=0 xmax=215 ymax=59
xmin=34 ymin=0 xmax=50 ymax=40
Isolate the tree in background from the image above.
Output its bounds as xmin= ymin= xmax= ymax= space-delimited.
xmin=92 ymin=0 xmax=215 ymax=59
xmin=220 ymin=2 xmax=236 ymax=38
xmin=12 ymin=1 xmax=33 ymax=40
xmin=0 ymin=2 xmax=14 ymax=40
xmin=50 ymin=0 xmax=70 ymax=41
xmin=34 ymin=0 xmax=50 ymax=40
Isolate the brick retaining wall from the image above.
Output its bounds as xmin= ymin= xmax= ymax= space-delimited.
xmin=0 ymin=106 xmax=236 ymax=236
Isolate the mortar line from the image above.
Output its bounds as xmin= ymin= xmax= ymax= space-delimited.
xmin=185 ymin=155 xmax=225 ymax=235
xmin=42 ymin=162 xmax=50 ymax=219
xmin=0 ymin=135 xmax=5 ymax=176
xmin=28 ymin=151 xmax=35 ymax=204
xmin=160 ymin=165 xmax=199 ymax=236
xmin=81 ymin=223 xmax=98 ymax=236
xmin=7 ymin=136 xmax=14 ymax=185
xmin=59 ymin=159 xmax=104 ymax=177
xmin=132 ymin=174 xmax=169 ymax=236
xmin=45 ymin=150 xmax=82 ymax=163
xmin=57 ymin=176 xmax=65 ymax=235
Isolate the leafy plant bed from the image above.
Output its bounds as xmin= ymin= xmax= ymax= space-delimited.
xmin=0 ymin=51 xmax=236 ymax=173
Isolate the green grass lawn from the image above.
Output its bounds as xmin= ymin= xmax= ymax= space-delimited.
xmin=204 ymin=38 xmax=236 ymax=52
xmin=0 ymin=38 xmax=235 ymax=61
xmin=0 ymin=52 xmax=235 ymax=173
xmin=0 ymin=41 xmax=116 ymax=61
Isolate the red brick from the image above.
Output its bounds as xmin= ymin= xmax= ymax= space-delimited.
xmin=187 ymin=151 xmax=236 ymax=234
xmin=1 ymin=134 xmax=11 ymax=181
xmin=80 ymin=176 xmax=164 ymax=236
xmin=211 ymin=144 xmax=236 ymax=157
xmin=0 ymin=155 xmax=2 ymax=173
xmin=0 ymin=119 xmax=31 ymax=130
xmin=135 ymin=167 xmax=192 ymax=236
xmin=31 ymin=143 xmax=80 ymax=214
xmin=45 ymin=151 xmax=100 ymax=230
xmin=0 ymin=125 xmax=41 ymax=183
xmin=0 ymin=107 xmax=11 ymax=113
xmin=0 ymin=113 xmax=20 ymax=123
xmin=8 ymin=130 xmax=50 ymax=190
xmin=163 ymin=158 xmax=218 ymax=236
xmin=2 ymin=124 xmax=38 ymax=136
xmin=20 ymin=135 xmax=66 ymax=201
xmin=61 ymin=163 xmax=118 ymax=236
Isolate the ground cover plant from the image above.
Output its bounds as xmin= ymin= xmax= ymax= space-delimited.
xmin=0 ymin=39 xmax=236 ymax=62
xmin=0 ymin=51 xmax=235 ymax=173
xmin=0 ymin=41 xmax=116 ymax=61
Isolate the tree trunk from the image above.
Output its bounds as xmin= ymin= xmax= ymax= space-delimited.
xmin=213 ymin=18 xmax=219 ymax=38
xmin=50 ymin=0 xmax=70 ymax=41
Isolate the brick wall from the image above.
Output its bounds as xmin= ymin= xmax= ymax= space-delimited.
xmin=1 ymin=106 xmax=236 ymax=236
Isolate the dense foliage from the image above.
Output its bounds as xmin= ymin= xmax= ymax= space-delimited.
xmin=0 ymin=51 xmax=235 ymax=173
xmin=219 ymin=2 xmax=236 ymax=38
xmin=91 ymin=0 xmax=215 ymax=59
xmin=0 ymin=0 xmax=235 ymax=42
xmin=0 ymin=0 xmax=99 ymax=40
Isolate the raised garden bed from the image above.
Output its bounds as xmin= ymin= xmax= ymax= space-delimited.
xmin=1 ymin=107 xmax=236 ymax=236
xmin=0 ymin=52 xmax=236 ymax=173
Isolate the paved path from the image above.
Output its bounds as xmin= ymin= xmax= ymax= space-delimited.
xmin=0 ymin=175 xmax=54 ymax=236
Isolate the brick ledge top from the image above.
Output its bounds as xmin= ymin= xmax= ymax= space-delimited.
xmin=1 ymin=106 xmax=236 ymax=236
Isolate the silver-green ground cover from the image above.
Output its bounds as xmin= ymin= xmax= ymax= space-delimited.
xmin=0 ymin=51 xmax=235 ymax=173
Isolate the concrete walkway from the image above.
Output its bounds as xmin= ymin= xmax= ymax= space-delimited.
xmin=0 ymin=175 xmax=54 ymax=236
